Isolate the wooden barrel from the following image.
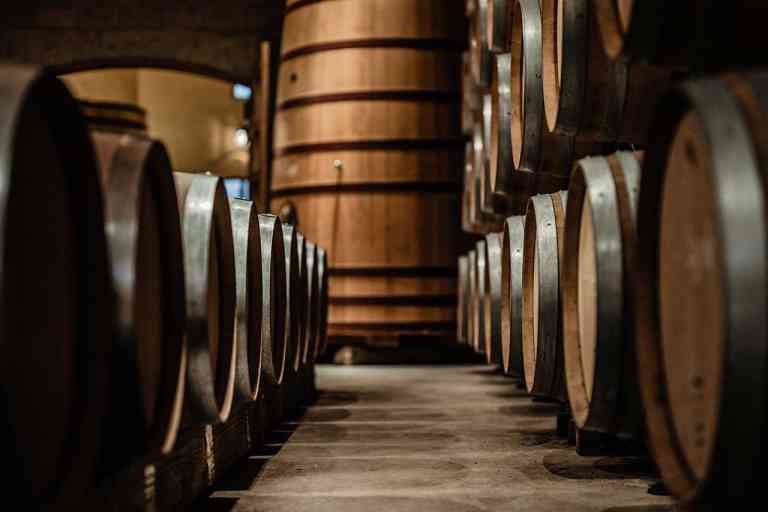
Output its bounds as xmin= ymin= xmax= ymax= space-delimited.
xmin=463 ymin=52 xmax=482 ymax=136
xmin=509 ymin=0 xmax=583 ymax=183
xmin=302 ymin=241 xmax=320 ymax=364
xmin=483 ymin=233 xmax=503 ymax=365
xmin=522 ymin=191 xmax=567 ymax=398
xmin=85 ymin=107 xmax=186 ymax=465
xmin=473 ymin=240 xmax=488 ymax=355
xmin=487 ymin=0 xmax=512 ymax=53
xmin=488 ymin=52 xmax=538 ymax=203
xmin=562 ymin=152 xmax=643 ymax=437
xmin=257 ymin=214 xmax=288 ymax=386
xmin=293 ymin=231 xmax=307 ymax=372
xmin=468 ymin=138 xmax=505 ymax=233
xmin=470 ymin=0 xmax=493 ymax=89
xmin=594 ymin=1 xmax=768 ymax=69
xmin=230 ymin=199 xmax=264 ymax=403
xmin=281 ymin=224 xmax=301 ymax=377
xmin=0 ymin=66 xmax=114 ymax=505
xmin=462 ymin=148 xmax=475 ymax=234
xmin=501 ymin=215 xmax=525 ymax=376
xmin=315 ymin=246 xmax=330 ymax=357
xmin=467 ymin=250 xmax=478 ymax=350
xmin=477 ymin=88 xmax=526 ymax=217
xmin=274 ymin=0 xmax=464 ymax=339
xmin=635 ymin=73 xmax=768 ymax=503
xmin=457 ymin=255 xmax=470 ymax=344
xmin=174 ymin=172 xmax=237 ymax=424
xmin=540 ymin=0 xmax=671 ymax=144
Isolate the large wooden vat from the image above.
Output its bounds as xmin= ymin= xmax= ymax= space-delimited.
xmin=273 ymin=0 xmax=465 ymax=339
xmin=0 ymin=67 xmax=114 ymax=505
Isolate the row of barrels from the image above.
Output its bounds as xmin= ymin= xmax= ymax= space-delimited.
xmin=463 ymin=0 xmax=676 ymax=234
xmin=458 ymin=70 xmax=768 ymax=505
xmin=0 ymin=66 xmax=329 ymax=506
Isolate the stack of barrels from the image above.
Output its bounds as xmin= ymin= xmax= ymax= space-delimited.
xmin=457 ymin=0 xmax=768 ymax=507
xmin=0 ymin=66 xmax=329 ymax=507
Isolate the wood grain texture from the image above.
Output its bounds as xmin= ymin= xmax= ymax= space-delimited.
xmin=282 ymin=0 xmax=466 ymax=57
xmin=278 ymin=48 xmax=460 ymax=105
xmin=275 ymin=0 xmax=463 ymax=338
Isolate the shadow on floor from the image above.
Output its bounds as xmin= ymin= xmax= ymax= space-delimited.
xmin=188 ymin=409 xmax=307 ymax=512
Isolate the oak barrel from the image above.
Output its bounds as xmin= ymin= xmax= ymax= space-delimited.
xmin=86 ymin=103 xmax=187 ymax=464
xmin=315 ymin=246 xmax=329 ymax=357
xmin=467 ymin=250 xmax=478 ymax=350
xmin=274 ymin=0 xmax=464 ymax=339
xmin=483 ymin=233 xmax=503 ymax=365
xmin=541 ymin=0 xmax=671 ymax=143
xmin=470 ymin=0 xmax=493 ymax=88
xmin=257 ymin=214 xmax=288 ymax=386
xmin=487 ymin=0 xmax=512 ymax=53
xmin=280 ymin=224 xmax=301 ymax=377
xmin=469 ymin=135 xmax=505 ymax=233
xmin=303 ymin=241 xmax=320 ymax=364
xmin=635 ymin=73 xmax=768 ymax=503
xmin=522 ymin=191 xmax=567 ymax=399
xmin=0 ymin=66 xmax=114 ymax=505
xmin=507 ymin=0 xmax=581 ymax=185
xmin=473 ymin=240 xmax=488 ymax=355
xmin=594 ymin=1 xmax=768 ymax=69
xmin=500 ymin=215 xmax=525 ymax=376
xmin=293 ymin=231 xmax=307 ymax=372
xmin=457 ymin=255 xmax=470 ymax=344
xmin=174 ymin=172 xmax=237 ymax=424
xmin=562 ymin=152 xmax=643 ymax=437
xmin=230 ymin=199 xmax=264 ymax=403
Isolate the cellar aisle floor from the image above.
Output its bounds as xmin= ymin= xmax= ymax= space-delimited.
xmin=201 ymin=365 xmax=673 ymax=512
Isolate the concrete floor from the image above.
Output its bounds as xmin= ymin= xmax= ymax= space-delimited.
xmin=202 ymin=365 xmax=674 ymax=511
